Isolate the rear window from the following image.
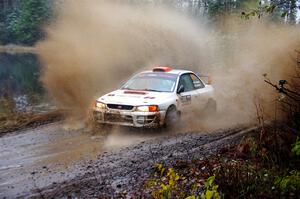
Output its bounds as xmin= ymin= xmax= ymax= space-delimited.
xmin=190 ymin=74 xmax=204 ymax=89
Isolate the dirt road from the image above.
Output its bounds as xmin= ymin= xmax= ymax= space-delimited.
xmin=0 ymin=123 xmax=254 ymax=198
xmin=0 ymin=122 xmax=164 ymax=198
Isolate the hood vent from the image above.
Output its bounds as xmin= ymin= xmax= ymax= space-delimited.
xmin=124 ymin=90 xmax=147 ymax=95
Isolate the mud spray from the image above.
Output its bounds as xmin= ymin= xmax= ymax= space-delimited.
xmin=37 ymin=0 xmax=300 ymax=132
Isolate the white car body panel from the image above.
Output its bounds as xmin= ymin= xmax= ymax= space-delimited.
xmin=92 ymin=68 xmax=215 ymax=128
xmin=98 ymin=90 xmax=175 ymax=109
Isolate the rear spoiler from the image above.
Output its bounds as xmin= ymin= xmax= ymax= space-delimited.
xmin=197 ymin=73 xmax=212 ymax=85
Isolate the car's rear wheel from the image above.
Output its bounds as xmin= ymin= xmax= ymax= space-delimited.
xmin=164 ymin=105 xmax=180 ymax=129
xmin=204 ymin=98 xmax=217 ymax=114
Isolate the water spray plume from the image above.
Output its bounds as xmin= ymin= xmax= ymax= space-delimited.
xmin=37 ymin=0 xmax=300 ymax=131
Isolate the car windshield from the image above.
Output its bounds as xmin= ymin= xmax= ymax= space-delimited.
xmin=121 ymin=72 xmax=178 ymax=92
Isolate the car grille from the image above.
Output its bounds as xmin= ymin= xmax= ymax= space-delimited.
xmin=107 ymin=104 xmax=134 ymax=110
xmin=105 ymin=113 xmax=133 ymax=123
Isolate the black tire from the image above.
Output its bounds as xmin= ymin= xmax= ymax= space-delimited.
xmin=164 ymin=106 xmax=180 ymax=129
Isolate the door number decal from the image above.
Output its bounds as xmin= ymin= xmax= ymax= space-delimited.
xmin=180 ymin=95 xmax=192 ymax=105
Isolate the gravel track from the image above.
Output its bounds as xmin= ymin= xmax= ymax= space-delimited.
xmin=26 ymin=126 xmax=257 ymax=199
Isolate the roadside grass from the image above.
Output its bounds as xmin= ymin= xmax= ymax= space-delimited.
xmin=0 ymin=45 xmax=36 ymax=54
xmin=0 ymin=110 xmax=62 ymax=135
xmin=0 ymin=95 xmax=62 ymax=135
xmin=139 ymin=125 xmax=300 ymax=199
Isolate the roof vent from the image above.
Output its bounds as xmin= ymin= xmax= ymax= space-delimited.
xmin=152 ymin=66 xmax=172 ymax=72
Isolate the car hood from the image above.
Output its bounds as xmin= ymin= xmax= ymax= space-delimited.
xmin=97 ymin=89 xmax=174 ymax=106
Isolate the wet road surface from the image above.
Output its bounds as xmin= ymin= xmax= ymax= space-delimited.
xmin=0 ymin=122 xmax=161 ymax=198
xmin=0 ymin=122 xmax=254 ymax=198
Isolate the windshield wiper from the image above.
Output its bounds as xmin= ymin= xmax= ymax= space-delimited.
xmin=121 ymin=87 xmax=134 ymax=90
xmin=141 ymin=88 xmax=162 ymax=92
xmin=122 ymin=88 xmax=162 ymax=92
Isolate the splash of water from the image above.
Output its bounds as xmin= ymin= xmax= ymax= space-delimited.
xmin=37 ymin=1 xmax=300 ymax=131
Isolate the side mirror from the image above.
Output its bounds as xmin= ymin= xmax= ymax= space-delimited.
xmin=177 ymin=85 xmax=184 ymax=94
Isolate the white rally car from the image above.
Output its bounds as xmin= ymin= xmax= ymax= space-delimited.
xmin=92 ymin=66 xmax=215 ymax=128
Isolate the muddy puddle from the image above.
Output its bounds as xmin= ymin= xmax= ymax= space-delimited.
xmin=0 ymin=122 xmax=165 ymax=198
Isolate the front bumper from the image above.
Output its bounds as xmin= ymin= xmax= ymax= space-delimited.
xmin=92 ymin=108 xmax=166 ymax=128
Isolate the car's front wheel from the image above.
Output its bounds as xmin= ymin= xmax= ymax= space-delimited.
xmin=164 ymin=105 xmax=180 ymax=129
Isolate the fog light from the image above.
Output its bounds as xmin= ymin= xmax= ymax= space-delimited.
xmin=93 ymin=112 xmax=103 ymax=120
xmin=137 ymin=116 xmax=146 ymax=124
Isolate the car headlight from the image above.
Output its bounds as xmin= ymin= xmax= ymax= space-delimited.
xmin=95 ymin=101 xmax=106 ymax=109
xmin=136 ymin=105 xmax=158 ymax=112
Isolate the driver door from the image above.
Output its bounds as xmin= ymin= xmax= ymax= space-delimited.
xmin=177 ymin=73 xmax=198 ymax=113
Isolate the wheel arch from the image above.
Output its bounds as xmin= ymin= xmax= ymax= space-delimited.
xmin=167 ymin=104 xmax=177 ymax=110
xmin=166 ymin=104 xmax=180 ymax=114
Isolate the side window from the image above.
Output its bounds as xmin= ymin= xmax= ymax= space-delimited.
xmin=190 ymin=73 xmax=205 ymax=89
xmin=178 ymin=74 xmax=194 ymax=92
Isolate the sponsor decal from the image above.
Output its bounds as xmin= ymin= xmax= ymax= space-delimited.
xmin=180 ymin=95 xmax=192 ymax=105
